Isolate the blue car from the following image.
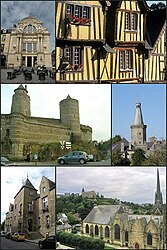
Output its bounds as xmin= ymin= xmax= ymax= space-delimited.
xmin=57 ymin=151 xmax=88 ymax=165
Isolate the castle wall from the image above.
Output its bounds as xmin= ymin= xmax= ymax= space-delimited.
xmin=1 ymin=113 xmax=92 ymax=160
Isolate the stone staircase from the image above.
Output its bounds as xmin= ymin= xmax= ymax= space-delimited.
xmin=25 ymin=229 xmax=44 ymax=240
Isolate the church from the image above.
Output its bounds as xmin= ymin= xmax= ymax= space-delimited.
xmin=82 ymin=169 xmax=166 ymax=249
xmin=1 ymin=84 xmax=92 ymax=160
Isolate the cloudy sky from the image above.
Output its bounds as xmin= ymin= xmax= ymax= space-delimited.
xmin=1 ymin=167 xmax=55 ymax=223
xmin=57 ymin=167 xmax=166 ymax=205
xmin=1 ymin=1 xmax=55 ymax=50
xmin=112 ymin=84 xmax=166 ymax=141
xmin=1 ymin=84 xmax=111 ymax=142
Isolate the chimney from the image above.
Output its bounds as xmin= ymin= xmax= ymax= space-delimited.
xmin=121 ymin=142 xmax=124 ymax=152
xmin=129 ymin=143 xmax=132 ymax=150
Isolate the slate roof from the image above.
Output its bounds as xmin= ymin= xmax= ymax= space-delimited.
xmin=146 ymin=8 xmax=166 ymax=48
xmin=112 ymin=138 xmax=129 ymax=152
xmin=14 ymin=178 xmax=37 ymax=198
xmin=128 ymin=214 xmax=163 ymax=225
xmin=14 ymin=84 xmax=28 ymax=93
xmin=133 ymin=102 xmax=144 ymax=125
xmin=24 ymin=178 xmax=36 ymax=190
xmin=83 ymin=205 xmax=123 ymax=225
xmin=56 ymin=223 xmax=72 ymax=232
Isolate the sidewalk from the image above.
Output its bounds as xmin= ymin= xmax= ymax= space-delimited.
xmin=16 ymin=161 xmax=57 ymax=166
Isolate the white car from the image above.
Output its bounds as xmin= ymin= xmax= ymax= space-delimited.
xmin=1 ymin=157 xmax=17 ymax=166
xmin=1 ymin=231 xmax=6 ymax=237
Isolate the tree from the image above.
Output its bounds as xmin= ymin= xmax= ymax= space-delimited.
xmin=143 ymin=149 xmax=166 ymax=166
xmin=112 ymin=135 xmax=121 ymax=145
xmin=112 ymin=152 xmax=122 ymax=166
xmin=131 ymin=148 xmax=146 ymax=166
xmin=150 ymin=2 xmax=166 ymax=11
xmin=66 ymin=212 xmax=78 ymax=225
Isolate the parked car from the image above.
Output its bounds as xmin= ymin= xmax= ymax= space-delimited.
xmin=5 ymin=232 xmax=14 ymax=239
xmin=57 ymin=151 xmax=88 ymax=165
xmin=1 ymin=156 xmax=17 ymax=166
xmin=12 ymin=232 xmax=25 ymax=241
xmin=1 ymin=231 xmax=6 ymax=237
xmin=38 ymin=235 xmax=56 ymax=249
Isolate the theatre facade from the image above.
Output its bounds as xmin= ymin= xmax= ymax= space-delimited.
xmin=2 ymin=17 xmax=52 ymax=68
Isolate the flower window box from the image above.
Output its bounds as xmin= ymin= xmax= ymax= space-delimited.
xmin=69 ymin=16 xmax=91 ymax=25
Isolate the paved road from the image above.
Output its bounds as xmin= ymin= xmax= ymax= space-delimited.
xmin=1 ymin=68 xmax=55 ymax=83
xmin=1 ymin=237 xmax=39 ymax=249
xmin=14 ymin=158 xmax=111 ymax=166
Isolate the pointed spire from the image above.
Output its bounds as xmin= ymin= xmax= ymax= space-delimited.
xmin=134 ymin=102 xmax=144 ymax=125
xmin=155 ymin=168 xmax=163 ymax=206
xmin=157 ymin=169 xmax=160 ymax=195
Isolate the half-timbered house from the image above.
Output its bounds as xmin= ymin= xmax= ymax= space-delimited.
xmin=56 ymin=1 xmax=111 ymax=82
xmin=102 ymin=0 xmax=148 ymax=83
xmin=144 ymin=8 xmax=166 ymax=82
xmin=56 ymin=1 xmax=166 ymax=83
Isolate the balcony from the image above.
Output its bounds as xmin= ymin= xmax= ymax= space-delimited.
xmin=42 ymin=207 xmax=49 ymax=212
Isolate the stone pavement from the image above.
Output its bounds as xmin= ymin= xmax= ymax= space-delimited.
xmin=1 ymin=68 xmax=55 ymax=83
xmin=25 ymin=237 xmax=45 ymax=245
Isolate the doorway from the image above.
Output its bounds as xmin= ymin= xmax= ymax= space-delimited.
xmin=28 ymin=219 xmax=33 ymax=231
xmin=1 ymin=54 xmax=6 ymax=67
xmin=135 ymin=243 xmax=140 ymax=249
xmin=27 ymin=57 xmax=32 ymax=67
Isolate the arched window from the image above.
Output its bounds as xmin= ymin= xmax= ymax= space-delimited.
xmin=147 ymin=233 xmax=152 ymax=245
xmin=114 ymin=224 xmax=120 ymax=240
xmin=24 ymin=25 xmax=36 ymax=33
xmin=95 ymin=225 xmax=99 ymax=236
xmin=105 ymin=226 xmax=109 ymax=238
xmin=86 ymin=224 xmax=89 ymax=234
xmin=125 ymin=231 xmax=128 ymax=242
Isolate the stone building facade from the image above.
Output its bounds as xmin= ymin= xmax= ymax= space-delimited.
xmin=82 ymin=169 xmax=166 ymax=249
xmin=2 ymin=17 xmax=52 ymax=68
xmin=5 ymin=176 xmax=55 ymax=239
xmin=1 ymin=28 xmax=12 ymax=67
xmin=1 ymin=84 xmax=92 ymax=160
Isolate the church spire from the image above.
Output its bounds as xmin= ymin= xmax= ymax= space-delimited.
xmin=155 ymin=168 xmax=163 ymax=207
xmin=134 ymin=102 xmax=144 ymax=125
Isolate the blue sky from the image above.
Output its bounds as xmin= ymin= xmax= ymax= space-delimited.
xmin=57 ymin=167 xmax=166 ymax=204
xmin=1 ymin=167 xmax=55 ymax=223
xmin=112 ymin=84 xmax=166 ymax=141
xmin=1 ymin=1 xmax=55 ymax=50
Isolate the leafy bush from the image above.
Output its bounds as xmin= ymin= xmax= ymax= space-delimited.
xmin=58 ymin=232 xmax=104 ymax=249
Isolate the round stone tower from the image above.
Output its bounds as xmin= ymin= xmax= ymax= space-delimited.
xmin=11 ymin=84 xmax=31 ymax=116
xmin=59 ymin=95 xmax=80 ymax=134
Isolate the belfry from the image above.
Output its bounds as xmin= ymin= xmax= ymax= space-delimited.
xmin=131 ymin=101 xmax=147 ymax=150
